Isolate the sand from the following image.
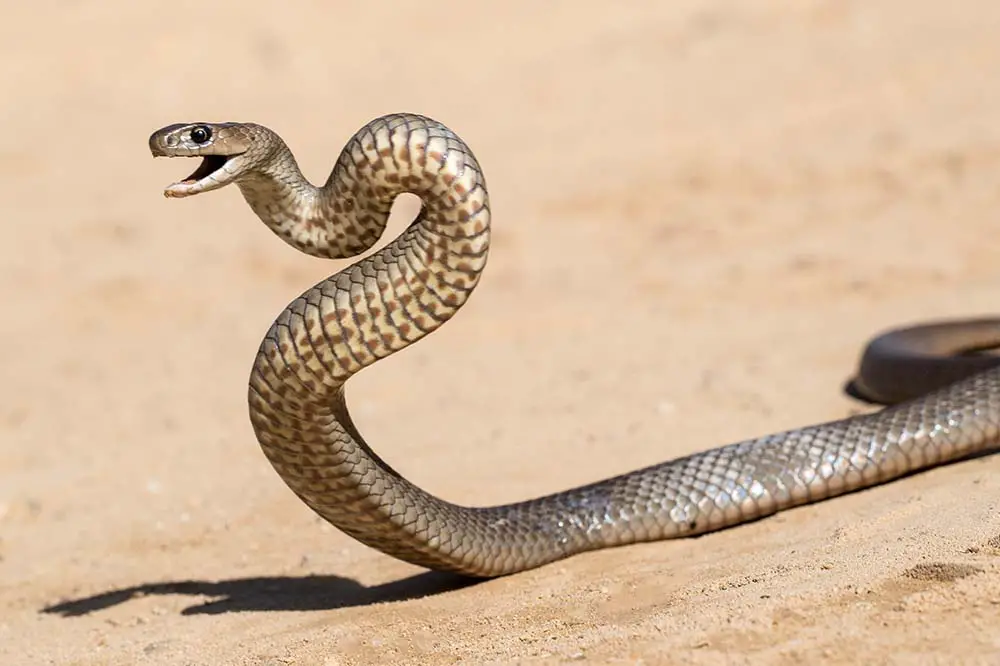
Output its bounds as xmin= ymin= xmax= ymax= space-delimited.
xmin=4 ymin=1 xmax=1000 ymax=664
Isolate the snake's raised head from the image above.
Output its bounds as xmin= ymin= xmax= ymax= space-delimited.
xmin=149 ymin=122 xmax=264 ymax=198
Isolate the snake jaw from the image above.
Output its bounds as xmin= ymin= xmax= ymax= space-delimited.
xmin=159 ymin=153 xmax=242 ymax=198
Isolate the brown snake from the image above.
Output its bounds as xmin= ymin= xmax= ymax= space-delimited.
xmin=149 ymin=112 xmax=1000 ymax=577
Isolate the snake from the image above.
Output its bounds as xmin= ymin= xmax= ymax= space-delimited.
xmin=148 ymin=112 xmax=1000 ymax=577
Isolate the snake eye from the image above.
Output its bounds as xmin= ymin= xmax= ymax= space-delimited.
xmin=190 ymin=126 xmax=212 ymax=144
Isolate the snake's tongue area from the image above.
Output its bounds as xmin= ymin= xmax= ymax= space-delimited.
xmin=181 ymin=155 xmax=228 ymax=184
xmin=156 ymin=154 xmax=232 ymax=198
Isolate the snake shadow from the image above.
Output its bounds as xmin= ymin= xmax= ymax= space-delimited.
xmin=41 ymin=570 xmax=482 ymax=617
xmin=842 ymin=377 xmax=881 ymax=404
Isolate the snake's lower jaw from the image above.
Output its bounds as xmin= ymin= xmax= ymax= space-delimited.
xmin=163 ymin=187 xmax=193 ymax=199
xmin=161 ymin=171 xmax=235 ymax=198
xmin=163 ymin=181 xmax=207 ymax=198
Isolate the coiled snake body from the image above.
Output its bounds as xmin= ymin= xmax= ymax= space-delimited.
xmin=149 ymin=113 xmax=1000 ymax=577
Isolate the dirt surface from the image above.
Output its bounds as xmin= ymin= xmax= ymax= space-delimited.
xmin=4 ymin=2 xmax=1000 ymax=664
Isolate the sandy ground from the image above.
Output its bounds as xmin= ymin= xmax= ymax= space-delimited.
xmin=4 ymin=1 xmax=1000 ymax=664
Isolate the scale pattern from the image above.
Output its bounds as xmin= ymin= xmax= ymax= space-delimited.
xmin=149 ymin=113 xmax=1000 ymax=576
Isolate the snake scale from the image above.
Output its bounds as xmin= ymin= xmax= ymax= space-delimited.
xmin=148 ymin=112 xmax=1000 ymax=577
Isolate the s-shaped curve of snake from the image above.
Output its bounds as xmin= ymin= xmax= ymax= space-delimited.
xmin=149 ymin=113 xmax=1000 ymax=577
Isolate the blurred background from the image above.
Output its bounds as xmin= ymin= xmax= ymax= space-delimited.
xmin=3 ymin=1 xmax=1000 ymax=664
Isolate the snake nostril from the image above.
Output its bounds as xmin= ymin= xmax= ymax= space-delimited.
xmin=165 ymin=135 xmax=179 ymax=147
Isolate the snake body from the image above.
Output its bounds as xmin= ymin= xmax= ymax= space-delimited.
xmin=852 ymin=319 xmax=1000 ymax=404
xmin=149 ymin=113 xmax=1000 ymax=577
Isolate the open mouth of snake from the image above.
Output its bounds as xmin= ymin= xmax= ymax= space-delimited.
xmin=181 ymin=155 xmax=231 ymax=184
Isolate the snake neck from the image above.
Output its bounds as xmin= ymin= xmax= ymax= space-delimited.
xmin=234 ymin=135 xmax=391 ymax=260
xmin=242 ymin=114 xmax=492 ymax=382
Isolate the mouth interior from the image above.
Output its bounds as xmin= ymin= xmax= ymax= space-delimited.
xmin=182 ymin=154 xmax=231 ymax=184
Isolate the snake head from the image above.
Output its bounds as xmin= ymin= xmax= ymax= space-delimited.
xmin=148 ymin=122 xmax=256 ymax=198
